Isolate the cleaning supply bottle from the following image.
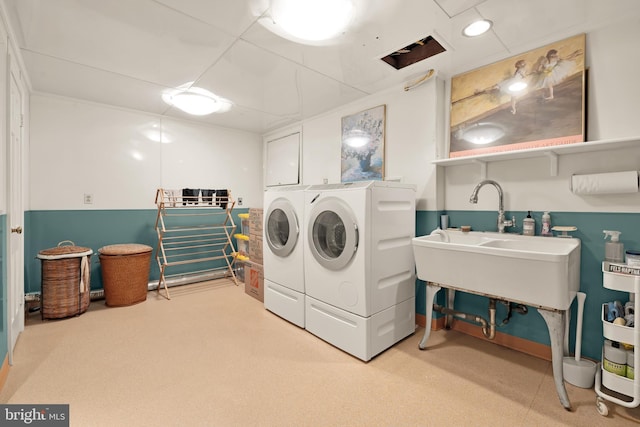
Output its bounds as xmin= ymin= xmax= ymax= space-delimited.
xmin=603 ymin=230 xmax=624 ymax=263
xmin=523 ymin=211 xmax=535 ymax=236
xmin=603 ymin=340 xmax=627 ymax=377
xmin=541 ymin=211 xmax=552 ymax=236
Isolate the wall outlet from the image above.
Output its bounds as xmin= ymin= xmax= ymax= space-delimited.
xmin=84 ymin=193 xmax=93 ymax=204
xmin=237 ymin=197 xmax=243 ymax=206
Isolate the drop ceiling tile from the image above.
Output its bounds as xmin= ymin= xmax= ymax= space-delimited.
xmin=166 ymin=103 xmax=299 ymax=135
xmin=6 ymin=0 xmax=235 ymax=87
xmin=434 ymin=0 xmax=488 ymax=17
xmin=195 ymin=39 xmax=367 ymax=117
xmin=22 ymin=51 xmax=171 ymax=114
xmin=153 ymin=0 xmax=267 ymax=37
xmin=430 ymin=8 xmax=506 ymax=78
xmin=478 ymin=0 xmax=640 ymax=53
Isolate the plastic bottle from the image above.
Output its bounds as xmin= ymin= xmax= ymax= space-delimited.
xmin=522 ymin=211 xmax=535 ymax=236
xmin=541 ymin=211 xmax=552 ymax=237
xmin=604 ymin=340 xmax=628 ymax=377
xmin=603 ymin=230 xmax=624 ymax=263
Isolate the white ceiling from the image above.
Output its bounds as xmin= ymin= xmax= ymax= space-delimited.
xmin=2 ymin=0 xmax=639 ymax=134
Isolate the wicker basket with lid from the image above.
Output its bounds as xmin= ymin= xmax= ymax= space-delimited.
xmin=37 ymin=240 xmax=93 ymax=320
xmin=99 ymin=243 xmax=152 ymax=307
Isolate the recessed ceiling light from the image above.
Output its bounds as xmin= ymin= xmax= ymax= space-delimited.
xmin=462 ymin=19 xmax=493 ymax=37
xmin=162 ymin=83 xmax=231 ymax=116
xmin=268 ymin=0 xmax=354 ymax=43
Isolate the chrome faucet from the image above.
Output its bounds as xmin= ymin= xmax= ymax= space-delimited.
xmin=469 ymin=179 xmax=515 ymax=233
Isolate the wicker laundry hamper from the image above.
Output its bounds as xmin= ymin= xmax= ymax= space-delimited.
xmin=99 ymin=243 xmax=152 ymax=307
xmin=37 ymin=241 xmax=93 ymax=320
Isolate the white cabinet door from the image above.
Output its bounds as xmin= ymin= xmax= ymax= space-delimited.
xmin=266 ymin=132 xmax=300 ymax=186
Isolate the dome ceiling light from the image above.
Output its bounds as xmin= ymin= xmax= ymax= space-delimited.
xmin=462 ymin=19 xmax=493 ymax=37
xmin=162 ymin=83 xmax=231 ymax=116
xmin=267 ymin=0 xmax=355 ymax=44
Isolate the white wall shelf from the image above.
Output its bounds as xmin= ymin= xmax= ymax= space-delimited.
xmin=434 ymin=137 xmax=640 ymax=179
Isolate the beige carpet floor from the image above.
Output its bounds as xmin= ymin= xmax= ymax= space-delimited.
xmin=1 ymin=279 xmax=639 ymax=426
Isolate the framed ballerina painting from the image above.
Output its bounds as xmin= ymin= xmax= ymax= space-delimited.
xmin=448 ymin=33 xmax=586 ymax=158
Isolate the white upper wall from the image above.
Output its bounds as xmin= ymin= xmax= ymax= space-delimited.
xmin=266 ymin=76 xmax=445 ymax=211
xmin=267 ymin=18 xmax=640 ymax=213
xmin=29 ymin=94 xmax=263 ymax=210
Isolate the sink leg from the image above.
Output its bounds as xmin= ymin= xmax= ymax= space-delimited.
xmin=419 ymin=283 xmax=441 ymax=350
xmin=445 ymin=288 xmax=456 ymax=329
xmin=564 ymin=307 xmax=571 ymax=355
xmin=538 ymin=308 xmax=571 ymax=411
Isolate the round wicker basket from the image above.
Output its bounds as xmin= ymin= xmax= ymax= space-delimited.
xmin=37 ymin=241 xmax=93 ymax=320
xmin=99 ymin=244 xmax=152 ymax=307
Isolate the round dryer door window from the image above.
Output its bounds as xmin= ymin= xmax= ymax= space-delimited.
xmin=308 ymin=200 xmax=358 ymax=271
xmin=265 ymin=199 xmax=299 ymax=257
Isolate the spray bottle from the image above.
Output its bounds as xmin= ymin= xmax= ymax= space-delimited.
xmin=603 ymin=230 xmax=624 ymax=263
xmin=541 ymin=211 xmax=552 ymax=237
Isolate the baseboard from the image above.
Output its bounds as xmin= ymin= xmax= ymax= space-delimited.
xmin=415 ymin=313 xmax=551 ymax=361
xmin=0 ymin=354 xmax=9 ymax=393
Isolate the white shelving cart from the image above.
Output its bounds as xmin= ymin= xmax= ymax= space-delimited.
xmin=595 ymin=262 xmax=640 ymax=416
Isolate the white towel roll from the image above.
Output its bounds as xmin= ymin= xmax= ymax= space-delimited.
xmin=571 ymin=171 xmax=639 ymax=195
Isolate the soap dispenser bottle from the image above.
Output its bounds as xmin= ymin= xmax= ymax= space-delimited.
xmin=603 ymin=230 xmax=624 ymax=263
xmin=541 ymin=211 xmax=552 ymax=237
xmin=523 ymin=211 xmax=535 ymax=236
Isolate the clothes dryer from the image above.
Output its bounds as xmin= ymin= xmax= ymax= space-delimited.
xmin=263 ymin=185 xmax=308 ymax=327
xmin=303 ymin=181 xmax=416 ymax=361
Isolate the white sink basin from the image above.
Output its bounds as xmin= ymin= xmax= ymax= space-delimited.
xmin=412 ymin=230 xmax=581 ymax=310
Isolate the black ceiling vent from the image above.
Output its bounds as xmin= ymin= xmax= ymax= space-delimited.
xmin=381 ymin=36 xmax=446 ymax=70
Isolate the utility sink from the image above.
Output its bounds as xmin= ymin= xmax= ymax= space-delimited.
xmin=412 ymin=229 xmax=582 ymax=410
xmin=412 ymin=229 xmax=581 ymax=310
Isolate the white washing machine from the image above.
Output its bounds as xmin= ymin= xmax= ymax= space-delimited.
xmin=303 ymin=181 xmax=416 ymax=361
xmin=263 ymin=185 xmax=309 ymax=328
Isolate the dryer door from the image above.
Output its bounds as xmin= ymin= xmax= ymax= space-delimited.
xmin=265 ymin=198 xmax=300 ymax=258
xmin=307 ymin=198 xmax=359 ymax=271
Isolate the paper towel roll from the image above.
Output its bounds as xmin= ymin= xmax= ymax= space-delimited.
xmin=571 ymin=171 xmax=639 ymax=195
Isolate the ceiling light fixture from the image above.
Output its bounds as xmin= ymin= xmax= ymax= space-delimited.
xmin=269 ymin=0 xmax=354 ymax=43
xmin=462 ymin=19 xmax=493 ymax=37
xmin=162 ymin=83 xmax=231 ymax=116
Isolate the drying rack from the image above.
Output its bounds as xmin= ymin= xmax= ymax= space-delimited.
xmin=154 ymin=188 xmax=238 ymax=299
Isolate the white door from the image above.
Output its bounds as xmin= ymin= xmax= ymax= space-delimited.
xmin=7 ymin=58 xmax=24 ymax=362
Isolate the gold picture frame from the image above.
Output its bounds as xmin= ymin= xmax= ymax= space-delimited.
xmin=449 ymin=34 xmax=586 ymax=158
xmin=341 ymin=105 xmax=386 ymax=182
